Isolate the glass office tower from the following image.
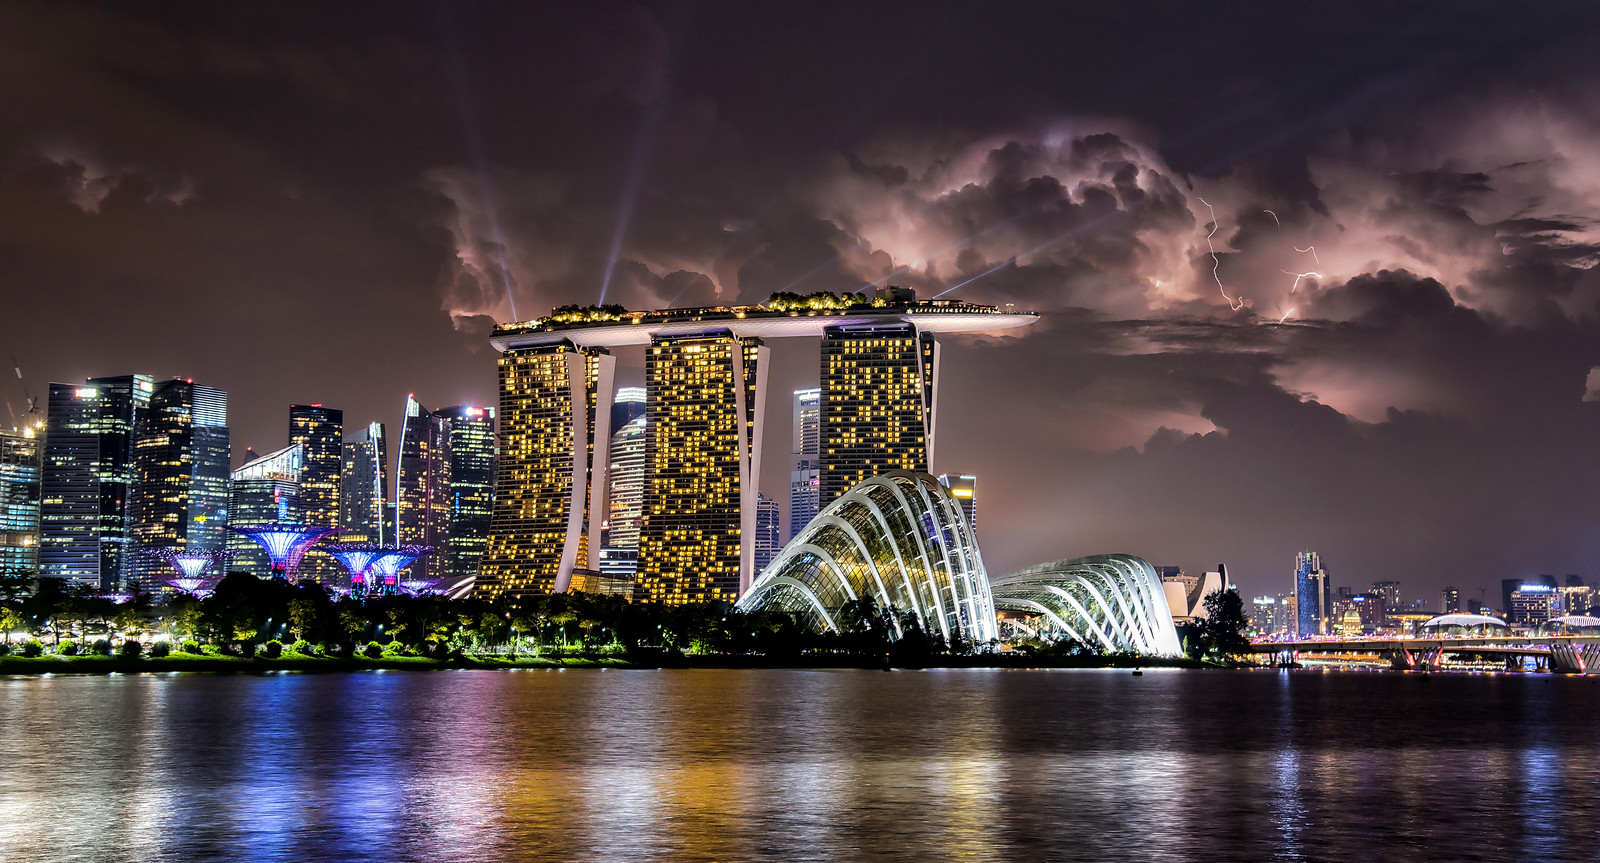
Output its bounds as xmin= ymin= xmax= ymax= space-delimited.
xmin=128 ymin=379 xmax=230 ymax=592
xmin=39 ymin=374 xmax=153 ymax=590
xmin=289 ymin=404 xmax=342 ymax=582
xmin=340 ymin=422 xmax=387 ymax=545
xmin=0 ymin=424 xmax=43 ymax=580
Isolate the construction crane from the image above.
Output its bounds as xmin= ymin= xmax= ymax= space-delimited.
xmin=8 ymin=354 xmax=41 ymax=429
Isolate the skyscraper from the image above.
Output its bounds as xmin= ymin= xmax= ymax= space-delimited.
xmin=397 ymin=396 xmax=451 ymax=581
xmin=227 ymin=443 xmax=303 ymax=576
xmin=754 ymin=492 xmax=780 ymax=574
xmin=638 ymin=332 xmax=767 ymax=603
xmin=340 ymin=422 xmax=387 ymax=545
xmin=938 ymin=473 xmax=977 ymax=537
xmin=819 ymin=323 xmax=937 ymax=506
xmin=0 ymin=423 xmax=43 ymax=580
xmin=790 ymin=387 xmax=819 ymax=539
xmin=611 ymin=386 xmax=646 ymax=436
xmin=128 ymin=379 xmax=230 ymax=592
xmin=605 ymin=415 xmax=646 ymax=549
xmin=436 ymin=405 xmax=496 ymax=591
xmin=289 ymin=404 xmax=342 ymax=582
xmin=1441 ymin=585 xmax=1460 ymax=614
xmin=477 ymin=342 xmax=614 ymax=597
xmin=1293 ymin=552 xmax=1330 ymax=636
xmin=40 ymin=374 xmax=153 ymax=590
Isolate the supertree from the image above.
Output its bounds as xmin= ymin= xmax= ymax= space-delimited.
xmin=226 ymin=524 xmax=341 ymax=583
xmin=321 ymin=542 xmax=387 ymax=601
xmin=369 ymin=546 xmax=433 ymax=597
xmin=141 ymin=548 xmax=233 ymax=597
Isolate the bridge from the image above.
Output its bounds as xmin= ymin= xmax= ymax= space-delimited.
xmin=1251 ymin=635 xmax=1600 ymax=673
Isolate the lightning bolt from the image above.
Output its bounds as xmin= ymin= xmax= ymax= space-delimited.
xmin=1278 ymin=306 xmax=1296 ymax=324
xmin=1264 ymin=209 xmax=1281 ymax=228
xmin=1197 ymin=196 xmax=1245 ymax=311
xmin=1281 ymin=270 xmax=1322 ymax=293
xmin=1294 ymin=245 xmax=1321 ymax=267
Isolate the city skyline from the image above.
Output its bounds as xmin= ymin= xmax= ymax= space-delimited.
xmin=7 ymin=3 xmax=1600 ymax=601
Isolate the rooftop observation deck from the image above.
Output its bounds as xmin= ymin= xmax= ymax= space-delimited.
xmin=488 ymin=298 xmax=1041 ymax=352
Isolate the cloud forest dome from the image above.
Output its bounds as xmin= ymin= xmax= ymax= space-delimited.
xmin=737 ymin=471 xmax=998 ymax=644
xmin=989 ymin=555 xmax=1184 ymax=657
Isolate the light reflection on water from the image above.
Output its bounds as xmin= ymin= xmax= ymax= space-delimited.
xmin=2 ymin=668 xmax=1600 ymax=861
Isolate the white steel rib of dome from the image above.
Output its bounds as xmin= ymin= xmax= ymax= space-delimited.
xmin=736 ymin=471 xmax=998 ymax=644
xmin=990 ymin=555 xmax=1183 ymax=656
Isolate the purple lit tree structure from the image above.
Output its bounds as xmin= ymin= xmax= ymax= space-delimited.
xmin=321 ymin=542 xmax=387 ymax=601
xmin=369 ymin=546 xmax=433 ymax=597
xmin=227 ymin=524 xmax=341 ymax=583
xmin=142 ymin=548 xmax=233 ymax=597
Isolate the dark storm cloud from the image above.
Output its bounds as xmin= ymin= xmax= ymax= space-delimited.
xmin=8 ymin=1 xmax=1600 ymax=601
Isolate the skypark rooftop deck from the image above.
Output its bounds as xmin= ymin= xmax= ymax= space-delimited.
xmin=489 ymin=298 xmax=1039 ymax=351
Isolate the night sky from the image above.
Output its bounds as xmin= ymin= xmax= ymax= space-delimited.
xmin=6 ymin=1 xmax=1600 ymax=605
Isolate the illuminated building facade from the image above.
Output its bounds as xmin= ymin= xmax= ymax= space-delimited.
xmin=340 ymin=422 xmax=387 ymax=545
xmin=819 ymin=323 xmax=938 ymax=507
xmin=611 ymin=387 xmax=646 ymax=437
xmin=436 ymin=405 xmax=496 ymax=591
xmin=754 ymin=492 xmax=780 ymax=574
xmin=937 ymin=473 xmax=977 ymax=537
xmin=1441 ymin=585 xmax=1460 ymax=614
xmin=739 ymin=471 xmax=997 ymax=643
xmin=476 ymin=342 xmax=614 ymax=597
xmin=638 ymin=332 xmax=767 ymax=603
xmin=128 ymin=379 xmax=231 ymax=592
xmin=289 ymin=404 xmax=342 ymax=583
xmin=790 ymin=387 xmax=819 ymax=540
xmin=39 ymin=374 xmax=152 ymax=590
xmin=605 ymin=415 xmax=646 ymax=548
xmin=1510 ymin=584 xmax=1560 ymax=627
xmin=227 ymin=444 xmax=302 ymax=576
xmin=1293 ymin=552 xmax=1330 ymax=636
xmin=398 ymin=396 xmax=451 ymax=581
xmin=0 ymin=425 xmax=43 ymax=579
xmin=485 ymin=293 xmax=1037 ymax=601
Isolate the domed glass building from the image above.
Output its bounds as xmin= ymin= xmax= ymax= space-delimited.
xmin=1532 ymin=615 xmax=1600 ymax=637
xmin=735 ymin=471 xmax=998 ymax=644
xmin=989 ymin=555 xmax=1183 ymax=656
xmin=1420 ymin=613 xmax=1509 ymax=637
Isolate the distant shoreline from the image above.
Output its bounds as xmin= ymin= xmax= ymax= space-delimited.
xmin=0 ymin=652 xmax=1211 ymax=675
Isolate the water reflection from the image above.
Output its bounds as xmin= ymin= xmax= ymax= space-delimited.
xmin=0 ymin=669 xmax=1598 ymax=861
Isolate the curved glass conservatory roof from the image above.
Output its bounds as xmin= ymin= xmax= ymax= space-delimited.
xmin=989 ymin=555 xmax=1183 ymax=656
xmin=736 ymin=471 xmax=998 ymax=644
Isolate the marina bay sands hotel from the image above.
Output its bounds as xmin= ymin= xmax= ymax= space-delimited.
xmin=474 ymin=286 xmax=1038 ymax=603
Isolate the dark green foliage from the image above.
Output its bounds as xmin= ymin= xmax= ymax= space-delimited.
xmin=1179 ymin=589 xmax=1252 ymax=661
xmin=181 ymin=640 xmax=202 ymax=654
xmin=261 ymin=640 xmax=282 ymax=658
xmin=149 ymin=641 xmax=171 ymax=658
xmin=363 ymin=641 xmax=383 ymax=658
xmin=58 ymin=640 xmax=79 ymax=656
xmin=118 ymin=640 xmax=142 ymax=658
xmin=19 ymin=641 xmax=42 ymax=657
xmin=91 ymin=638 xmax=112 ymax=656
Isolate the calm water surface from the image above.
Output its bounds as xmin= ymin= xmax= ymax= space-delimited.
xmin=0 ymin=668 xmax=1596 ymax=862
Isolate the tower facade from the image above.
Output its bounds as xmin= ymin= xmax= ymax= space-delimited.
xmin=819 ymin=324 xmax=938 ymax=506
xmin=754 ymin=491 xmax=780 ymax=575
xmin=289 ymin=404 xmax=342 ymax=582
xmin=39 ymin=375 xmax=153 ymax=589
xmin=397 ymin=397 xmax=452 ymax=579
xmin=436 ymin=405 xmax=496 ymax=590
xmin=790 ymin=387 xmax=820 ymax=539
xmin=128 ymin=379 xmax=230 ymax=591
xmin=340 ymin=422 xmax=387 ymax=545
xmin=638 ymin=332 xmax=767 ymax=602
xmin=1294 ymin=552 xmax=1330 ymax=636
xmin=477 ymin=342 xmax=614 ymax=597
xmin=605 ymin=415 xmax=646 ymax=549
xmin=0 ymin=424 xmax=43 ymax=580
